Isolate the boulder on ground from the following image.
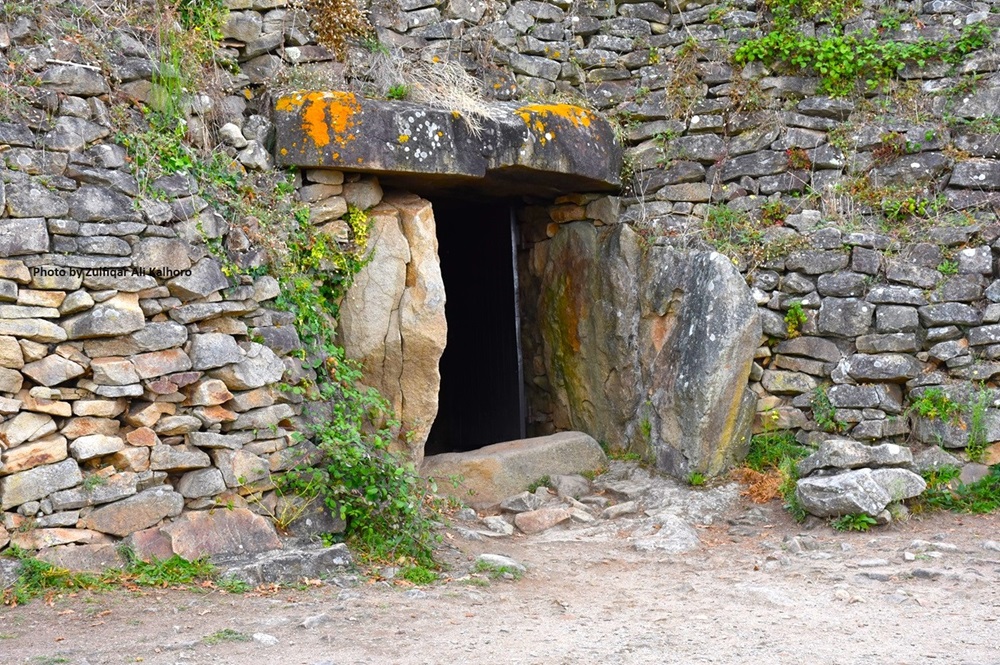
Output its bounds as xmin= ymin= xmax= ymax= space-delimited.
xmin=421 ymin=431 xmax=607 ymax=507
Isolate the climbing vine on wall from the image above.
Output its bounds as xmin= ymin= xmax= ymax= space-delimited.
xmin=735 ymin=6 xmax=995 ymax=96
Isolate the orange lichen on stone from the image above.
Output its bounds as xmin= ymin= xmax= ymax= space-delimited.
xmin=275 ymin=93 xmax=307 ymax=112
xmin=277 ymin=91 xmax=362 ymax=152
xmin=516 ymin=104 xmax=594 ymax=129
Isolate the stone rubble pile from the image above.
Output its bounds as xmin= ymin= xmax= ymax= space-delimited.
xmin=453 ymin=461 xmax=741 ymax=554
xmin=794 ymin=439 xmax=926 ymax=521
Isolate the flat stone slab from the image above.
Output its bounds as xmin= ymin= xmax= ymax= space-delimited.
xmin=274 ymin=92 xmax=622 ymax=197
xmin=421 ymin=432 xmax=608 ymax=507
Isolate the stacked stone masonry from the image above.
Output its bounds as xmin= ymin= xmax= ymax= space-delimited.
xmin=0 ymin=0 xmax=390 ymax=557
xmin=3 ymin=0 xmax=1000 ymax=554
xmin=355 ymin=0 xmax=1000 ymax=466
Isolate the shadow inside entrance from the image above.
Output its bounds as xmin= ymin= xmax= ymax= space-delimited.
xmin=423 ymin=199 xmax=525 ymax=456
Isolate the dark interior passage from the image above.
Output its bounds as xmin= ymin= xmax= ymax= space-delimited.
xmin=424 ymin=200 xmax=525 ymax=455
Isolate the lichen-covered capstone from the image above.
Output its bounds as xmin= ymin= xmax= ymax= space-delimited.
xmin=274 ymin=93 xmax=623 ymax=196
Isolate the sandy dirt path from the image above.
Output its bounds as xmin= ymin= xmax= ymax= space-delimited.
xmin=3 ymin=493 xmax=1000 ymax=665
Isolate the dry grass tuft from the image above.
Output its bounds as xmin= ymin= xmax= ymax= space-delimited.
xmin=357 ymin=49 xmax=504 ymax=134
xmin=730 ymin=467 xmax=783 ymax=503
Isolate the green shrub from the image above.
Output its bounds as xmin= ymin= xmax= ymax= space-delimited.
xmin=919 ymin=465 xmax=1000 ymax=514
xmin=399 ymin=565 xmax=437 ymax=585
xmin=909 ymin=387 xmax=962 ymax=422
xmin=784 ymin=301 xmax=807 ymax=338
xmin=811 ymin=385 xmax=844 ymax=433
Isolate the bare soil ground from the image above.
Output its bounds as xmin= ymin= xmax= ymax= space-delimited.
xmin=3 ymin=490 xmax=1000 ymax=665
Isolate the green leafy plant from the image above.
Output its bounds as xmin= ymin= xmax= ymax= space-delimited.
xmin=937 ymin=259 xmax=959 ymax=276
xmin=831 ymin=513 xmax=877 ymax=531
xmin=784 ymin=301 xmax=808 ymax=338
xmin=811 ymin=385 xmax=844 ymax=433
xmin=386 ymin=84 xmax=410 ymax=100
xmin=82 ymin=474 xmax=107 ymax=491
xmin=527 ymin=475 xmax=551 ymax=492
xmin=909 ymin=387 xmax=963 ymax=422
xmin=919 ymin=465 xmax=1000 ymax=514
xmin=734 ymin=21 xmax=996 ymax=97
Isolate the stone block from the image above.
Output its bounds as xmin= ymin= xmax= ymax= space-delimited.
xmin=422 ymin=432 xmax=607 ymax=506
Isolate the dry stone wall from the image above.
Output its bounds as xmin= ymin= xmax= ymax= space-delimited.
xmin=0 ymin=0 xmax=382 ymax=558
xmin=362 ymin=0 xmax=1000 ymax=466
xmin=3 ymin=0 xmax=1000 ymax=557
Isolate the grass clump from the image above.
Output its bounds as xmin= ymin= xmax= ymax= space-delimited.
xmin=118 ymin=552 xmax=216 ymax=588
xmin=687 ymin=472 xmax=706 ymax=487
xmin=203 ymin=629 xmax=251 ymax=645
xmin=745 ymin=431 xmax=811 ymax=472
xmin=1 ymin=546 xmax=251 ymax=606
xmin=733 ymin=431 xmax=810 ymax=520
xmin=1 ymin=547 xmax=105 ymax=607
xmin=473 ymin=560 xmax=523 ymax=581
xmin=398 ymin=565 xmax=437 ymax=585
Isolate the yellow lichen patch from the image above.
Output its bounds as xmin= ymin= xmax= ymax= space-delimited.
xmin=516 ymin=103 xmax=595 ymax=130
xmin=398 ymin=134 xmax=410 ymax=143
xmin=280 ymin=91 xmax=363 ymax=151
xmin=275 ymin=93 xmax=307 ymax=112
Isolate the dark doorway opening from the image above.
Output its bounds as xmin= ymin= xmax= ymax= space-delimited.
xmin=424 ymin=200 xmax=526 ymax=456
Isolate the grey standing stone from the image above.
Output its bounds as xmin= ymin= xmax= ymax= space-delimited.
xmin=798 ymin=439 xmax=913 ymax=476
xmin=167 ymin=258 xmax=229 ymax=300
xmin=68 ymin=185 xmax=142 ymax=222
xmin=40 ymin=65 xmax=108 ymax=96
xmin=62 ymin=293 xmax=145 ymax=339
xmin=21 ymin=355 xmax=86 ymax=386
xmin=870 ymin=468 xmax=926 ymax=502
xmin=845 ymin=354 xmax=923 ymax=382
xmin=176 ymin=467 xmax=227 ymax=498
xmin=5 ymin=183 xmax=69 ymax=218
